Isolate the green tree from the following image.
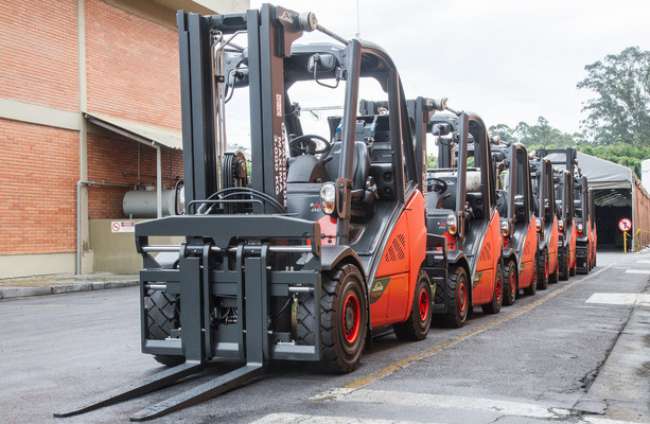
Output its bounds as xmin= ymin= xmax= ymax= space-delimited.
xmin=577 ymin=46 xmax=650 ymax=145
xmin=488 ymin=123 xmax=515 ymax=143
xmin=490 ymin=117 xmax=577 ymax=148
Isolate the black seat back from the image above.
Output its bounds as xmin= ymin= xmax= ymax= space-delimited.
xmin=324 ymin=141 xmax=370 ymax=189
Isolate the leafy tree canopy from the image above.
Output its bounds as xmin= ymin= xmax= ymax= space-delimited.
xmin=577 ymin=46 xmax=650 ymax=145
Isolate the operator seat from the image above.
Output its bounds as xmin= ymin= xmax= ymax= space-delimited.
xmin=325 ymin=141 xmax=375 ymax=217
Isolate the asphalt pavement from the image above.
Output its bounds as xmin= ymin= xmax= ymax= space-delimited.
xmin=1 ymin=251 xmax=648 ymax=424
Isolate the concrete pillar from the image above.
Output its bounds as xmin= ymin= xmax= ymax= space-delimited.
xmin=77 ymin=0 xmax=93 ymax=274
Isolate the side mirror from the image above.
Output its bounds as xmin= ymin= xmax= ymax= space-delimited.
xmin=307 ymin=53 xmax=337 ymax=73
xmin=308 ymin=53 xmax=340 ymax=88
xmin=432 ymin=122 xmax=452 ymax=137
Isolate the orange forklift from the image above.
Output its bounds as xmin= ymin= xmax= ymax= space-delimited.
xmin=421 ymin=106 xmax=504 ymax=327
xmin=492 ymin=142 xmax=539 ymax=305
xmin=575 ymin=175 xmax=597 ymax=273
xmin=530 ymin=153 xmax=560 ymax=288
xmin=535 ymin=148 xmax=578 ymax=281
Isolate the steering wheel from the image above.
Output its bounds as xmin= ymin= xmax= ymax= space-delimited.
xmin=428 ymin=177 xmax=448 ymax=194
xmin=289 ymin=134 xmax=331 ymax=157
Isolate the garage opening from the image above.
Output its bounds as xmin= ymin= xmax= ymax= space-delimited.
xmin=592 ymin=189 xmax=632 ymax=250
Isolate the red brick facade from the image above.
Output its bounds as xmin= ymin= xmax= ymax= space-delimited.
xmin=86 ymin=0 xmax=181 ymax=129
xmin=0 ymin=0 xmax=79 ymax=111
xmin=0 ymin=119 xmax=79 ymax=254
xmin=0 ymin=0 xmax=185 ymax=260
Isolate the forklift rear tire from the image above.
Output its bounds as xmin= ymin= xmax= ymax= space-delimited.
xmin=559 ymin=248 xmax=569 ymax=281
xmin=393 ymin=270 xmax=433 ymax=341
xmin=502 ymin=259 xmax=517 ymax=306
xmin=297 ymin=263 xmax=368 ymax=373
xmin=482 ymin=265 xmax=503 ymax=315
xmin=534 ymin=250 xmax=547 ymax=292
xmin=435 ymin=266 xmax=469 ymax=328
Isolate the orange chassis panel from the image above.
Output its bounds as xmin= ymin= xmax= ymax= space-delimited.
xmin=472 ymin=211 xmax=503 ymax=305
xmin=370 ymin=191 xmax=426 ymax=329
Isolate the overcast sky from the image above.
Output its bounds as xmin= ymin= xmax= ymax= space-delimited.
xmin=250 ymin=0 xmax=649 ymax=133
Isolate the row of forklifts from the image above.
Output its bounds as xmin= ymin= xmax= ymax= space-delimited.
xmin=55 ymin=4 xmax=598 ymax=421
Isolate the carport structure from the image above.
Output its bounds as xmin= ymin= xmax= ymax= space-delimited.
xmin=547 ymin=151 xmax=650 ymax=251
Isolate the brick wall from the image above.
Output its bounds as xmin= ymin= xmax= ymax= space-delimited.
xmin=0 ymin=0 xmax=78 ymax=111
xmin=0 ymin=119 xmax=79 ymax=254
xmin=85 ymin=0 xmax=181 ymax=129
xmin=87 ymin=129 xmax=183 ymax=219
xmin=0 ymin=0 xmax=185 ymax=258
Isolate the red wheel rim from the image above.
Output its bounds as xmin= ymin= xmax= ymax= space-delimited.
xmin=342 ymin=291 xmax=361 ymax=344
xmin=418 ymin=286 xmax=430 ymax=321
xmin=509 ymin=268 xmax=517 ymax=298
xmin=457 ymin=278 xmax=468 ymax=318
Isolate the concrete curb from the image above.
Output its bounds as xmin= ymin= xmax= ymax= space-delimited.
xmin=0 ymin=279 xmax=138 ymax=300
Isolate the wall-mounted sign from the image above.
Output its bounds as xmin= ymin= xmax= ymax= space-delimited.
xmin=111 ymin=220 xmax=135 ymax=233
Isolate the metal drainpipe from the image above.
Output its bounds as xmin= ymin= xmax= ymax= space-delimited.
xmin=76 ymin=180 xmax=130 ymax=274
xmin=156 ymin=145 xmax=162 ymax=218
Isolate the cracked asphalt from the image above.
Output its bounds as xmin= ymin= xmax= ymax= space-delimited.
xmin=1 ymin=251 xmax=648 ymax=424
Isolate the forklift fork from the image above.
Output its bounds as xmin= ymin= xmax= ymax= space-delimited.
xmin=54 ymin=247 xmax=272 ymax=421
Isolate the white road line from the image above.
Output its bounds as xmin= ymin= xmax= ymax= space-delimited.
xmin=586 ymin=293 xmax=650 ymax=306
xmin=338 ymin=389 xmax=572 ymax=420
xmin=250 ymin=413 xmax=435 ymax=424
xmin=584 ymin=417 xmax=648 ymax=424
xmin=625 ymin=269 xmax=650 ymax=274
xmin=250 ymin=412 xmax=644 ymax=424
xmin=635 ymin=259 xmax=650 ymax=264
xmin=304 ymin=389 xmax=647 ymax=424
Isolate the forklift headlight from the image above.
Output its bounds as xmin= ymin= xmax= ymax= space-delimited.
xmin=536 ymin=218 xmax=542 ymax=233
xmin=500 ymin=219 xmax=510 ymax=237
xmin=446 ymin=214 xmax=458 ymax=236
xmin=320 ymin=182 xmax=337 ymax=215
xmin=558 ymin=219 xmax=564 ymax=231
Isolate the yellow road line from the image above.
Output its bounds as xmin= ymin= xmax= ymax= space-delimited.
xmin=342 ymin=265 xmax=613 ymax=391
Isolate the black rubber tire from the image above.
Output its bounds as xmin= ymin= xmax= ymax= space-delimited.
xmin=435 ymin=266 xmax=470 ymax=328
xmin=482 ymin=265 xmax=503 ymax=315
xmin=534 ymin=250 xmax=547 ymax=292
xmin=154 ymin=354 xmax=185 ymax=367
xmin=558 ymin=246 xmax=569 ymax=281
xmin=502 ymin=259 xmax=517 ymax=306
xmin=394 ymin=270 xmax=433 ymax=341
xmin=146 ymin=291 xmax=185 ymax=367
xmin=548 ymin=264 xmax=560 ymax=284
xmin=296 ymin=263 xmax=368 ymax=373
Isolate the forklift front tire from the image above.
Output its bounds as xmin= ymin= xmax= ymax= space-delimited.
xmin=559 ymin=247 xmax=569 ymax=281
xmin=297 ymin=263 xmax=368 ymax=373
xmin=154 ymin=355 xmax=185 ymax=367
xmin=548 ymin=259 xmax=559 ymax=284
xmin=146 ymin=291 xmax=186 ymax=367
xmin=534 ymin=250 xmax=547 ymax=292
xmin=502 ymin=259 xmax=517 ymax=306
xmin=436 ymin=266 xmax=470 ymax=328
xmin=393 ymin=270 xmax=433 ymax=341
